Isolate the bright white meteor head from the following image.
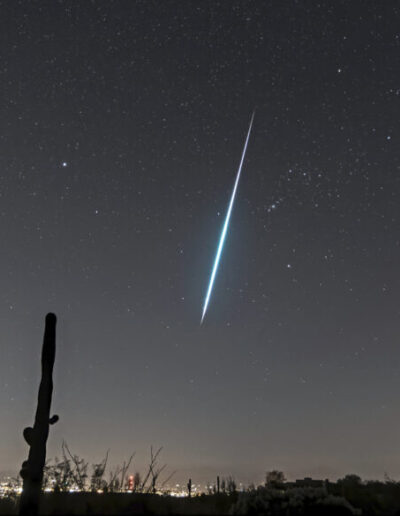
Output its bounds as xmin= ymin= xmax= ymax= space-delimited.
xmin=201 ymin=111 xmax=255 ymax=324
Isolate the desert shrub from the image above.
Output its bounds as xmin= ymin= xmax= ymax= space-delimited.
xmin=230 ymin=486 xmax=357 ymax=515
xmin=0 ymin=496 xmax=17 ymax=515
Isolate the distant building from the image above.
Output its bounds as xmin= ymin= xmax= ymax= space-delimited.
xmin=289 ymin=477 xmax=326 ymax=488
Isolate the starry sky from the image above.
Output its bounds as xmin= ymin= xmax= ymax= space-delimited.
xmin=1 ymin=1 xmax=400 ymax=484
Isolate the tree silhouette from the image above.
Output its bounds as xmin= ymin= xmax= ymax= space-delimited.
xmin=265 ymin=470 xmax=286 ymax=488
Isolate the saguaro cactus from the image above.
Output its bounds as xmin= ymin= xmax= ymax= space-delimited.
xmin=19 ymin=313 xmax=59 ymax=516
xmin=187 ymin=478 xmax=192 ymax=497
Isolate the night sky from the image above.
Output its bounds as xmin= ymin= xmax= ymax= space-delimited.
xmin=1 ymin=1 xmax=400 ymax=484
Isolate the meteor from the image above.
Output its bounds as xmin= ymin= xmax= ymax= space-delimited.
xmin=200 ymin=111 xmax=255 ymax=324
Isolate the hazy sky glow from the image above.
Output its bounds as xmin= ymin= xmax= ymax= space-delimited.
xmin=1 ymin=1 xmax=400 ymax=484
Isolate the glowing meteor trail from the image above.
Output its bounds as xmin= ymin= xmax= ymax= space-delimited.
xmin=201 ymin=112 xmax=255 ymax=324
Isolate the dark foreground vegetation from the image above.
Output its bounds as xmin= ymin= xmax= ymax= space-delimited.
xmin=2 ymin=476 xmax=400 ymax=516
xmin=8 ymin=315 xmax=400 ymax=515
xmin=0 ymin=490 xmax=352 ymax=516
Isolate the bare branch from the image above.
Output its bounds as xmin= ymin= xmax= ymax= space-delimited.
xmin=119 ymin=453 xmax=135 ymax=492
xmin=161 ymin=470 xmax=177 ymax=489
xmin=141 ymin=446 xmax=163 ymax=492
xmin=62 ymin=441 xmax=88 ymax=491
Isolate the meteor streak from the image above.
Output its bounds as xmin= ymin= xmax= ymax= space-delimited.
xmin=200 ymin=112 xmax=255 ymax=324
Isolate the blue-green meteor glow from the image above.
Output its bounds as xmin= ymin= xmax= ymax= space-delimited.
xmin=201 ymin=112 xmax=255 ymax=324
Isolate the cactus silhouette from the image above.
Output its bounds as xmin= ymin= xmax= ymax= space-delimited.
xmin=187 ymin=478 xmax=192 ymax=497
xmin=19 ymin=313 xmax=59 ymax=516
